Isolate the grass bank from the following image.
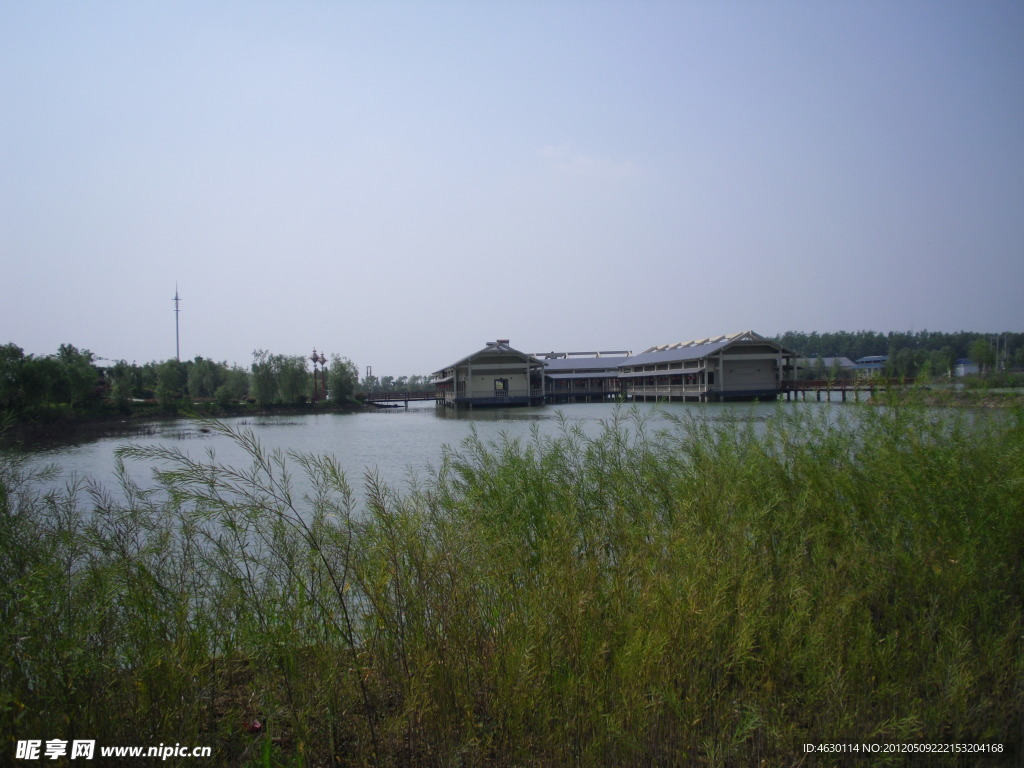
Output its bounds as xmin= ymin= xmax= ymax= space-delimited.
xmin=2 ymin=402 xmax=1022 ymax=765
xmin=892 ymin=386 xmax=1024 ymax=410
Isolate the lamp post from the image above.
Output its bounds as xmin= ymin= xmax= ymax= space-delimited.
xmin=310 ymin=348 xmax=320 ymax=403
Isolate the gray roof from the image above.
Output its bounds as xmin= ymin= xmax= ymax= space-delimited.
xmin=624 ymin=338 xmax=732 ymax=367
xmin=435 ymin=331 xmax=796 ymax=378
xmin=542 ymin=356 xmax=630 ymax=373
xmin=623 ymin=331 xmax=797 ymax=367
xmin=433 ymin=340 xmax=542 ymax=375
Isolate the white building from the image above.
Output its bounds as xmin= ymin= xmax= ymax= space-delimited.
xmin=434 ymin=331 xmax=798 ymax=407
xmin=433 ymin=340 xmax=546 ymax=407
xmin=954 ymin=358 xmax=979 ymax=377
xmin=618 ymin=331 xmax=798 ymax=402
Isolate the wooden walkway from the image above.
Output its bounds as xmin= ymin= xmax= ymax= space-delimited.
xmin=782 ymin=378 xmax=914 ymax=401
xmin=362 ymin=391 xmax=440 ymax=407
xmin=362 ymin=379 xmax=917 ymax=407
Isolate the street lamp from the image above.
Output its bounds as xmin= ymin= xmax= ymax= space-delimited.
xmin=310 ymin=348 xmax=320 ymax=403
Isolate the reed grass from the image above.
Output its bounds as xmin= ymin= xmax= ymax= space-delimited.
xmin=2 ymin=402 xmax=1022 ymax=765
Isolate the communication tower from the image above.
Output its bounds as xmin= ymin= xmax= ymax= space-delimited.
xmin=174 ymin=285 xmax=182 ymax=361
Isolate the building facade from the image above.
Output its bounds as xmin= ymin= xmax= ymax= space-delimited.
xmin=535 ymin=351 xmax=631 ymax=403
xmin=434 ymin=332 xmax=798 ymax=407
xmin=618 ymin=331 xmax=797 ymax=402
xmin=432 ymin=340 xmax=546 ymax=407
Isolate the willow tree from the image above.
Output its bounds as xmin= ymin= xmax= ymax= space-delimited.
xmin=327 ymin=355 xmax=359 ymax=402
xmin=251 ymin=349 xmax=278 ymax=406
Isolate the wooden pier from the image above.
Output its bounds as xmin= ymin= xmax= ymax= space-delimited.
xmin=782 ymin=378 xmax=914 ymax=402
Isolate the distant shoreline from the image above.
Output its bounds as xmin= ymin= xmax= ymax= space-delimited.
xmin=891 ymin=387 xmax=1024 ymax=409
xmin=1 ymin=401 xmax=370 ymax=451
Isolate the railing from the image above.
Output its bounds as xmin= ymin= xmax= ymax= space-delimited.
xmin=626 ymin=384 xmax=709 ymax=398
xmin=363 ymin=390 xmax=439 ymax=403
xmin=444 ymin=388 xmax=545 ymax=404
xmin=549 ymin=382 xmax=622 ymax=392
xmin=625 ymin=381 xmax=788 ymax=400
xmin=782 ymin=378 xmax=915 ymax=391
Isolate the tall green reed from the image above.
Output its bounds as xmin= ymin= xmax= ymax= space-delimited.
xmin=2 ymin=403 xmax=1022 ymax=765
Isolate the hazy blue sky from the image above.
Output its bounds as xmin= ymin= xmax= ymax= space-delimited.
xmin=3 ymin=1 xmax=1022 ymax=376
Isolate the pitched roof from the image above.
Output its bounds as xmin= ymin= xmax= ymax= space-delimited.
xmin=624 ymin=330 xmax=795 ymax=367
xmin=433 ymin=340 xmax=542 ymax=375
xmin=542 ymin=355 xmax=631 ymax=373
xmin=434 ymin=331 xmax=797 ymax=378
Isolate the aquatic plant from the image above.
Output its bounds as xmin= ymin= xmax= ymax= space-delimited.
xmin=1 ymin=403 xmax=1021 ymax=765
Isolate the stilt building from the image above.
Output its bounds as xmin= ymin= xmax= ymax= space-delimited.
xmin=433 ymin=331 xmax=797 ymax=407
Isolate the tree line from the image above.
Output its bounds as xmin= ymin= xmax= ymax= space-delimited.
xmin=360 ymin=373 xmax=434 ymax=393
xmin=4 ymin=330 xmax=1019 ymax=416
xmin=0 ymin=341 xmax=430 ymax=416
xmin=773 ymin=329 xmax=1024 ymax=378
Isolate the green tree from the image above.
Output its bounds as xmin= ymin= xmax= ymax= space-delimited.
xmin=136 ymin=362 xmax=159 ymax=399
xmin=886 ymin=347 xmax=919 ymax=379
xmin=251 ymin=350 xmax=278 ymax=406
xmin=57 ymin=344 xmax=99 ymax=406
xmin=215 ymin=366 xmax=250 ymax=406
xmin=969 ymin=338 xmax=996 ymax=375
xmin=0 ymin=343 xmax=25 ymax=409
xmin=250 ymin=351 xmax=308 ymax=405
xmin=327 ymin=355 xmax=359 ymax=402
xmin=277 ymin=355 xmax=309 ymax=404
xmin=109 ymin=360 xmax=136 ymax=410
xmin=927 ymin=347 xmax=956 ymax=379
xmin=187 ymin=357 xmax=224 ymax=399
xmin=21 ymin=355 xmax=64 ymax=407
xmin=155 ymin=359 xmax=188 ymax=409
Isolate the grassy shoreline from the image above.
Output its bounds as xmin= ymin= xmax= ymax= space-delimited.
xmin=892 ymin=386 xmax=1024 ymax=409
xmin=2 ymin=402 xmax=1022 ymax=765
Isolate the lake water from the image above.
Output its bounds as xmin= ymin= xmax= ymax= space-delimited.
xmin=22 ymin=399 xmax=843 ymax=502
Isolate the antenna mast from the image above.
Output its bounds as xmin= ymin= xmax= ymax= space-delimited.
xmin=174 ymin=284 xmax=181 ymax=361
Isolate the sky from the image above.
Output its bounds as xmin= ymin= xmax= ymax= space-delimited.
xmin=2 ymin=1 xmax=1022 ymax=376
